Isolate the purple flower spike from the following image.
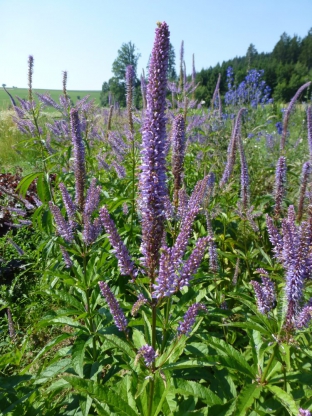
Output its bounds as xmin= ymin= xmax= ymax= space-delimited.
xmin=153 ymin=246 xmax=176 ymax=299
xmin=131 ymin=294 xmax=147 ymax=316
xmin=172 ymin=175 xmax=210 ymax=267
xmin=99 ymin=281 xmax=128 ymax=332
xmin=280 ymin=81 xmax=311 ymax=152
xmin=274 ymin=156 xmax=287 ymax=217
xmin=59 ymin=183 xmax=77 ymax=227
xmin=139 ymin=22 xmax=170 ymax=278
xmin=49 ymin=202 xmax=74 ymax=243
xmin=178 ymin=303 xmax=207 ymax=336
xmin=84 ymin=178 xmax=101 ymax=216
xmin=176 ymin=237 xmax=210 ymax=291
xmin=307 ymin=107 xmax=312 ymax=160
xmin=100 ymin=206 xmax=137 ymax=280
xmin=296 ymin=302 xmax=312 ymax=329
xmin=172 ymin=114 xmax=186 ymax=208
xmin=126 ymin=65 xmax=135 ymax=134
xmin=70 ymin=108 xmax=86 ymax=211
xmin=298 ymin=161 xmax=311 ymax=221
xmin=138 ymin=344 xmax=157 ymax=366
xmin=220 ymin=108 xmax=245 ymax=187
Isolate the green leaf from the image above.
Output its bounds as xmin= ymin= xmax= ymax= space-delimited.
xmin=100 ymin=334 xmax=136 ymax=358
xmin=173 ymin=379 xmax=222 ymax=406
xmin=115 ymin=375 xmax=139 ymax=414
xmin=39 ymin=316 xmax=86 ymax=331
xmin=235 ymin=383 xmax=262 ymax=415
xmin=162 ymin=358 xmax=216 ymax=371
xmin=34 ymin=358 xmax=72 ymax=385
xmin=0 ymin=375 xmax=32 ymax=390
xmin=36 ymin=173 xmax=51 ymax=202
xmin=72 ymin=335 xmax=91 ymax=378
xmin=157 ymin=336 xmax=186 ymax=367
xmin=21 ymin=333 xmax=73 ymax=374
xmin=199 ymin=335 xmax=256 ymax=378
xmin=142 ymin=311 xmax=152 ymax=345
xmin=64 ymin=376 xmax=138 ymax=416
xmin=132 ymin=328 xmax=146 ymax=350
xmin=266 ymin=385 xmax=298 ymax=415
xmin=80 ymin=394 xmax=93 ymax=416
xmin=16 ymin=172 xmax=42 ymax=197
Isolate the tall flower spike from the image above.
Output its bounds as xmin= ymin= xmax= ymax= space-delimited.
xmin=28 ymin=55 xmax=34 ymax=102
xmin=84 ymin=178 xmax=101 ymax=216
xmin=237 ymin=133 xmax=250 ymax=210
xmin=178 ymin=303 xmax=207 ymax=336
xmin=49 ymin=202 xmax=74 ymax=243
xmin=100 ymin=206 xmax=137 ymax=280
xmin=296 ymin=302 xmax=312 ymax=329
xmin=206 ymin=213 xmax=218 ymax=273
xmin=280 ymin=81 xmax=311 ymax=153
xmin=172 ymin=175 xmax=210 ymax=267
xmin=179 ymin=40 xmax=184 ymax=90
xmin=62 ymin=71 xmax=68 ymax=99
xmin=59 ymin=183 xmax=77 ymax=226
xmin=297 ymin=161 xmax=311 ymax=222
xmin=126 ymin=65 xmax=135 ymax=135
xmin=192 ymin=53 xmax=196 ymax=84
xmin=99 ymin=281 xmax=128 ymax=332
xmin=220 ymin=108 xmax=245 ymax=187
xmin=70 ymin=108 xmax=86 ymax=211
xmin=307 ymin=106 xmax=312 ymax=160
xmin=274 ymin=156 xmax=287 ymax=217
xmin=172 ymin=114 xmax=186 ymax=208
xmin=139 ymin=22 xmax=170 ymax=280
xmin=212 ymin=73 xmax=221 ymax=107
xmin=141 ymin=69 xmax=147 ymax=110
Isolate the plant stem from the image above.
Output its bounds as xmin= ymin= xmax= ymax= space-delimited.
xmin=260 ymin=343 xmax=277 ymax=383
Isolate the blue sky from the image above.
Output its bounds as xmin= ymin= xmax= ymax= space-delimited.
xmin=1 ymin=0 xmax=312 ymax=90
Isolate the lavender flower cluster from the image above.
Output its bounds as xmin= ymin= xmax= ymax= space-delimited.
xmin=225 ymin=67 xmax=272 ymax=108
xmin=266 ymin=206 xmax=312 ymax=329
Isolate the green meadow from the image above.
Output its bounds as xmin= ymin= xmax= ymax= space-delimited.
xmin=0 ymin=87 xmax=101 ymax=109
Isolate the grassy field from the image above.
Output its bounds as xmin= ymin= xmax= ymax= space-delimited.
xmin=0 ymin=87 xmax=102 ymax=109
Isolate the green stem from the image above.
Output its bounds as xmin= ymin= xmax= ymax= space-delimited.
xmin=147 ymin=304 xmax=157 ymax=416
xmin=160 ymin=298 xmax=171 ymax=353
xmin=260 ymin=344 xmax=277 ymax=383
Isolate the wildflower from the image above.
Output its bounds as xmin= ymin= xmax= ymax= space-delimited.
xmin=171 ymin=114 xmax=186 ymax=208
xmin=280 ymin=81 xmax=311 ymax=152
xmin=139 ymin=21 xmax=170 ymax=278
xmin=49 ymin=202 xmax=74 ymax=243
xmin=307 ymin=107 xmax=312 ymax=159
xmin=137 ymin=344 xmax=157 ymax=366
xmin=100 ymin=206 xmax=137 ymax=280
xmin=178 ymin=303 xmax=207 ymax=335
xmin=70 ymin=108 xmax=86 ymax=211
xmin=98 ymin=281 xmax=128 ymax=332
xmin=131 ymin=294 xmax=147 ymax=316
xmin=298 ymin=162 xmax=311 ymax=221
xmin=274 ymin=156 xmax=287 ymax=217
xmin=295 ymin=303 xmax=312 ymax=329
xmin=220 ymin=108 xmax=245 ymax=187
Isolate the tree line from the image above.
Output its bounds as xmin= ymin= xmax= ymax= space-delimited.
xmin=100 ymin=28 xmax=312 ymax=107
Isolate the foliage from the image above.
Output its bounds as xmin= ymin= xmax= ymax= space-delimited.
xmin=0 ymin=21 xmax=312 ymax=416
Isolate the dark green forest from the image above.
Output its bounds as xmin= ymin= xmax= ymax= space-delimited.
xmin=101 ymin=28 xmax=312 ymax=107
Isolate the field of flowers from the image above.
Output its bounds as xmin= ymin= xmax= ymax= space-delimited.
xmin=0 ymin=22 xmax=312 ymax=415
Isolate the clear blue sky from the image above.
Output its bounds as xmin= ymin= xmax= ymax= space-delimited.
xmin=1 ymin=0 xmax=312 ymax=91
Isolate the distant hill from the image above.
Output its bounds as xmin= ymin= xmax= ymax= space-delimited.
xmin=0 ymin=88 xmax=101 ymax=110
